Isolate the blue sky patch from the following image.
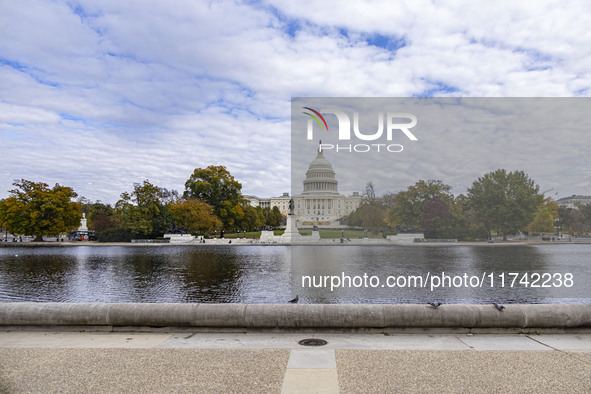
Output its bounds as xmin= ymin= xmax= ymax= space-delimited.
xmin=0 ymin=58 xmax=28 ymax=72
xmin=415 ymin=81 xmax=459 ymax=97
xmin=363 ymin=33 xmax=407 ymax=51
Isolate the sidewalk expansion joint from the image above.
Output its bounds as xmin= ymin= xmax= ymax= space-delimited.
xmin=527 ymin=335 xmax=591 ymax=366
xmin=526 ymin=335 xmax=560 ymax=351
xmin=454 ymin=335 xmax=474 ymax=349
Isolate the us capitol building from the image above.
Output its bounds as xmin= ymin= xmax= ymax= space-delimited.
xmin=245 ymin=147 xmax=362 ymax=227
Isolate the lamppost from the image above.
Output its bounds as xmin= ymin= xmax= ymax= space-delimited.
xmin=555 ymin=218 xmax=561 ymax=237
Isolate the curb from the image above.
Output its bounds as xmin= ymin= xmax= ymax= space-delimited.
xmin=1 ymin=303 xmax=590 ymax=329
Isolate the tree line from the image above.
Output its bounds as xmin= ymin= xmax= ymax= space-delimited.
xmin=0 ymin=165 xmax=284 ymax=242
xmin=347 ymin=169 xmax=591 ymax=240
xmin=1 ymin=166 xmax=590 ymax=242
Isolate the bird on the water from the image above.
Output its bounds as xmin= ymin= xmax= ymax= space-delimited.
xmin=288 ymin=295 xmax=299 ymax=304
xmin=429 ymin=301 xmax=442 ymax=308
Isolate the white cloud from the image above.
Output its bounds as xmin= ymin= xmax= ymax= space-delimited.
xmin=1 ymin=0 xmax=590 ymax=204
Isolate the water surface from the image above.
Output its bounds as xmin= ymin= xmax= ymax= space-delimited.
xmin=0 ymin=244 xmax=588 ymax=303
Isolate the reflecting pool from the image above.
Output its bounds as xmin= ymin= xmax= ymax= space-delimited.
xmin=0 ymin=244 xmax=588 ymax=303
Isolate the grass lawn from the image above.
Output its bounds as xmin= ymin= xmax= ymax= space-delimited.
xmin=217 ymin=230 xmax=284 ymax=238
xmin=219 ymin=231 xmax=260 ymax=238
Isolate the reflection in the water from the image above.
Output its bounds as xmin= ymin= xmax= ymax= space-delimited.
xmin=0 ymin=244 xmax=588 ymax=303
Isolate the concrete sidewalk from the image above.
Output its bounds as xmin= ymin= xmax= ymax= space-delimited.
xmin=1 ymin=331 xmax=590 ymax=393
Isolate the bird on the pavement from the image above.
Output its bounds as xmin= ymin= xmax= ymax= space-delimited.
xmin=429 ymin=301 xmax=442 ymax=308
xmin=493 ymin=303 xmax=505 ymax=311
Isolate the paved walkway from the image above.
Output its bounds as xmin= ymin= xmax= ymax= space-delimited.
xmin=1 ymin=330 xmax=591 ymax=393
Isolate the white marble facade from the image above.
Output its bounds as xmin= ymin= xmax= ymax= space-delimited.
xmin=246 ymin=148 xmax=362 ymax=226
xmin=292 ymin=149 xmax=361 ymax=225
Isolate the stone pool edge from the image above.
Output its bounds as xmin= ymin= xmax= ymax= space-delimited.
xmin=0 ymin=303 xmax=589 ymax=332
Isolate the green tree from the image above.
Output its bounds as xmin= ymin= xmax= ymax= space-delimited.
xmin=578 ymin=203 xmax=591 ymax=224
xmin=115 ymin=180 xmax=175 ymax=237
xmin=255 ymin=206 xmax=266 ymax=227
xmin=262 ymin=207 xmax=271 ymax=225
xmin=169 ymin=198 xmax=221 ymax=234
xmin=0 ymin=179 xmax=81 ymax=241
xmin=454 ymin=194 xmax=488 ymax=240
xmin=184 ymin=165 xmax=244 ymax=230
xmin=419 ymin=196 xmax=454 ymax=239
xmin=260 ymin=206 xmax=284 ymax=228
xmin=467 ymin=169 xmax=542 ymax=240
xmin=381 ymin=192 xmax=397 ymax=208
xmin=262 ymin=206 xmax=283 ymax=227
xmin=527 ymin=207 xmax=554 ymax=233
xmin=558 ymin=204 xmax=591 ymax=235
xmin=80 ymin=200 xmax=119 ymax=233
xmin=385 ymin=180 xmax=454 ymax=228
xmin=348 ymin=182 xmax=385 ymax=235
xmin=216 ymin=200 xmax=244 ymax=230
xmin=348 ymin=203 xmax=386 ymax=235
xmin=92 ymin=211 xmax=119 ymax=233
xmin=239 ymin=205 xmax=265 ymax=232
xmin=269 ymin=206 xmax=284 ymax=227
xmin=527 ymin=199 xmax=559 ymax=234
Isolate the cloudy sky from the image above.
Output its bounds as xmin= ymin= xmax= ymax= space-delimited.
xmin=291 ymin=98 xmax=591 ymax=198
xmin=1 ymin=0 xmax=590 ymax=204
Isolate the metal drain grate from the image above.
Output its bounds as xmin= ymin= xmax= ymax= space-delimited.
xmin=298 ymin=338 xmax=328 ymax=347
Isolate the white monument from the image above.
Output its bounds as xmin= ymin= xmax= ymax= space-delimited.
xmin=387 ymin=233 xmax=425 ymax=243
xmin=281 ymin=198 xmax=302 ymax=243
xmin=78 ymin=213 xmax=88 ymax=232
xmin=163 ymin=231 xmax=195 ymax=244
xmin=259 ymin=230 xmax=276 ymax=243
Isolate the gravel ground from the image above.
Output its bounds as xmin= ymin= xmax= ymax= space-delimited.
xmin=2 ymin=341 xmax=591 ymax=392
xmin=335 ymin=350 xmax=591 ymax=393
xmin=0 ymin=348 xmax=290 ymax=393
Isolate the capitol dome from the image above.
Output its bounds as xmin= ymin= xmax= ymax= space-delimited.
xmin=302 ymin=148 xmax=339 ymax=195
